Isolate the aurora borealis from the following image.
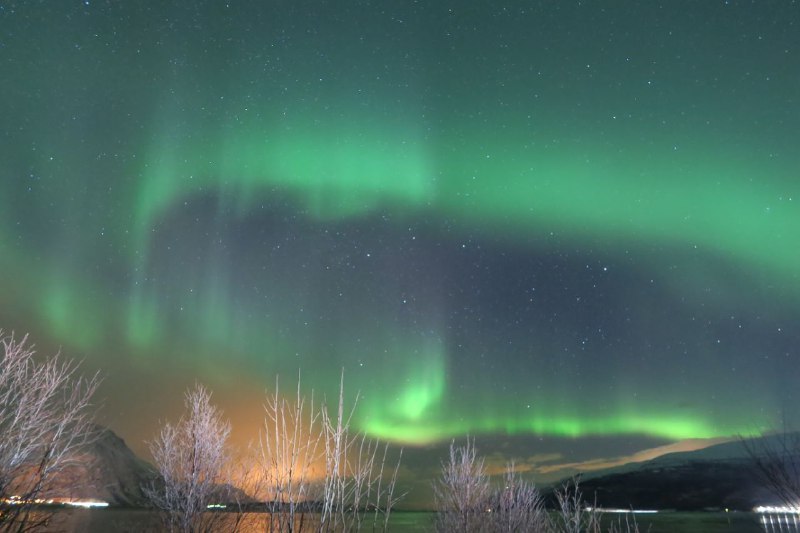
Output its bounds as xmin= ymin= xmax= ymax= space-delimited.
xmin=1 ymin=0 xmax=799 ymax=494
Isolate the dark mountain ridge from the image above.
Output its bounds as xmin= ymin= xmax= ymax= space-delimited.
xmin=547 ymin=435 xmax=797 ymax=511
xmin=41 ymin=425 xmax=156 ymax=507
xmin=39 ymin=428 xmax=796 ymax=512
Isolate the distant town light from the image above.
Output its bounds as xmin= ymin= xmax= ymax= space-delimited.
xmin=754 ymin=505 xmax=800 ymax=514
xmin=1 ymin=496 xmax=108 ymax=508
xmin=65 ymin=500 xmax=109 ymax=508
xmin=585 ymin=507 xmax=658 ymax=514
xmin=207 ymin=503 xmax=227 ymax=509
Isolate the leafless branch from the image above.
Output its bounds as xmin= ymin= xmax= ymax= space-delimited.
xmin=143 ymin=383 xmax=240 ymax=533
xmin=0 ymin=331 xmax=100 ymax=533
xmin=433 ymin=438 xmax=491 ymax=533
xmin=742 ymin=431 xmax=800 ymax=509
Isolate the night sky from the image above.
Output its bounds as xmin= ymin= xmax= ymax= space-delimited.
xmin=1 ymin=0 xmax=799 ymax=503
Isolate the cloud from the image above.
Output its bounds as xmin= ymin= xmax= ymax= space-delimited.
xmin=484 ymin=452 xmax=564 ymax=476
xmin=534 ymin=436 xmax=735 ymax=478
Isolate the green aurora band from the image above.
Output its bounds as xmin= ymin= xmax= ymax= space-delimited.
xmin=3 ymin=97 xmax=794 ymax=444
xmin=1 ymin=1 xmax=797 ymax=448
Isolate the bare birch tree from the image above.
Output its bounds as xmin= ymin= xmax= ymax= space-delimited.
xmin=257 ymin=376 xmax=324 ymax=532
xmin=0 ymin=331 xmax=100 ymax=533
xmin=433 ymin=440 xmax=555 ymax=532
xmin=433 ymin=441 xmax=642 ymax=533
xmin=144 ymin=383 xmax=241 ymax=533
xmin=433 ymin=438 xmax=491 ymax=533
xmin=319 ymin=372 xmax=404 ymax=533
xmin=256 ymin=372 xmax=403 ymax=532
xmin=489 ymin=462 xmax=548 ymax=533
xmin=553 ymin=478 xmax=602 ymax=533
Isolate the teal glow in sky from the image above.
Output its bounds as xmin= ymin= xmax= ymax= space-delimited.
xmin=1 ymin=1 xmax=798 ymax=479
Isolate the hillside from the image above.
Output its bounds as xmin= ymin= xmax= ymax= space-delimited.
xmin=547 ymin=436 xmax=793 ymax=511
xmin=41 ymin=426 xmax=155 ymax=507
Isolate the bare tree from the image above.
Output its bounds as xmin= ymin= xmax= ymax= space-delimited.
xmin=319 ymin=372 xmax=358 ymax=531
xmin=255 ymin=372 xmax=403 ymax=532
xmin=0 ymin=331 xmax=100 ymax=533
xmin=257 ymin=376 xmax=324 ymax=532
xmin=433 ymin=438 xmax=491 ymax=533
xmin=552 ymin=478 xmax=641 ymax=533
xmin=489 ymin=462 xmax=549 ymax=533
xmin=318 ymin=372 xmax=404 ymax=533
xmin=433 ymin=444 xmax=641 ymax=533
xmin=553 ymin=478 xmax=602 ymax=533
xmin=742 ymin=431 xmax=800 ymax=509
xmin=144 ymin=384 xmax=242 ymax=533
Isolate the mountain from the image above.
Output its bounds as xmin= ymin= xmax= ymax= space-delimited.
xmin=35 ymin=428 xmax=795 ymax=511
xmin=546 ymin=436 xmax=793 ymax=511
xmin=41 ymin=425 xmax=156 ymax=507
xmin=40 ymin=426 xmax=254 ymax=507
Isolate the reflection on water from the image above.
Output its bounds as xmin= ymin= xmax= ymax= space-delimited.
xmin=760 ymin=513 xmax=800 ymax=533
xmin=32 ymin=509 xmax=800 ymax=532
xmin=41 ymin=509 xmax=435 ymax=532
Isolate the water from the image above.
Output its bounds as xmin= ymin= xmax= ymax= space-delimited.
xmin=599 ymin=512 xmax=782 ymax=533
xmin=38 ymin=509 xmax=798 ymax=532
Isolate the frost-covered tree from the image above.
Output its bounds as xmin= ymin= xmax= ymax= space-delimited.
xmin=255 ymin=373 xmax=403 ymax=532
xmin=257 ymin=376 xmax=323 ymax=532
xmin=433 ymin=439 xmax=491 ymax=533
xmin=489 ymin=463 xmax=548 ymax=532
xmin=0 ymin=331 xmax=100 ymax=532
xmin=144 ymin=384 xmax=241 ymax=533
